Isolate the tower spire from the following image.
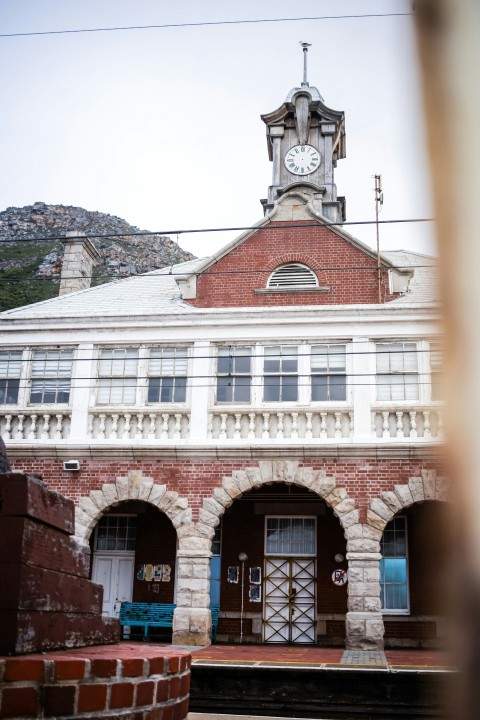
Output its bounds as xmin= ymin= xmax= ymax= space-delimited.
xmin=300 ymin=42 xmax=311 ymax=87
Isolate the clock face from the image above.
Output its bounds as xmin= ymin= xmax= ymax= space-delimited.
xmin=284 ymin=145 xmax=320 ymax=176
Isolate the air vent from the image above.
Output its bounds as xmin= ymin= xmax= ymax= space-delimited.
xmin=267 ymin=263 xmax=318 ymax=289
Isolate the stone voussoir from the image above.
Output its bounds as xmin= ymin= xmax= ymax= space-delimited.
xmin=369 ymin=498 xmax=394 ymax=522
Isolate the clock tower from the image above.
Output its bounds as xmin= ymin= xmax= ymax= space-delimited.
xmin=261 ymin=44 xmax=346 ymax=222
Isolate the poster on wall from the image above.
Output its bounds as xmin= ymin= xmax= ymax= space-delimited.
xmin=136 ymin=564 xmax=172 ymax=582
xmin=227 ymin=566 xmax=239 ymax=583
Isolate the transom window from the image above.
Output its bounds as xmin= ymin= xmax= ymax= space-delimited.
xmin=265 ymin=517 xmax=316 ymax=556
xmin=267 ymin=263 xmax=318 ymax=289
xmin=148 ymin=347 xmax=188 ymax=403
xmin=380 ymin=516 xmax=409 ymax=613
xmin=216 ymin=346 xmax=251 ymax=403
xmin=376 ymin=342 xmax=419 ymax=401
xmin=264 ymin=346 xmax=298 ymax=402
xmin=311 ymin=344 xmax=347 ymax=401
xmin=97 ymin=348 xmax=138 ymax=405
xmin=95 ymin=515 xmax=137 ymax=551
xmin=30 ymin=349 xmax=73 ymax=404
xmin=0 ymin=350 xmax=22 ymax=404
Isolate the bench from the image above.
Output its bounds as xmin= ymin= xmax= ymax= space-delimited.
xmin=119 ymin=602 xmax=176 ymax=640
xmin=119 ymin=602 xmax=220 ymax=642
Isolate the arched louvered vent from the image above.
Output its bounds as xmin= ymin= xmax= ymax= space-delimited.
xmin=267 ymin=263 xmax=318 ymax=289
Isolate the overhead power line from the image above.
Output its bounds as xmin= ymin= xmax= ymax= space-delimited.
xmin=0 ymin=13 xmax=414 ymax=39
xmin=0 ymin=217 xmax=435 ymax=244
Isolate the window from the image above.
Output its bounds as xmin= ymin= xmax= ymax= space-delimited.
xmin=380 ymin=516 xmax=409 ymax=612
xmin=30 ymin=349 xmax=73 ymax=404
xmin=376 ymin=342 xmax=419 ymax=401
xmin=97 ymin=348 xmax=138 ymax=405
xmin=94 ymin=515 xmax=137 ymax=551
xmin=430 ymin=343 xmax=443 ymax=401
xmin=264 ymin=345 xmax=298 ymax=402
xmin=267 ymin=263 xmax=318 ymax=289
xmin=0 ymin=350 xmax=22 ymax=404
xmin=311 ymin=344 xmax=346 ymax=401
xmin=265 ymin=517 xmax=316 ymax=556
xmin=148 ymin=347 xmax=187 ymax=403
xmin=216 ymin=346 xmax=251 ymax=403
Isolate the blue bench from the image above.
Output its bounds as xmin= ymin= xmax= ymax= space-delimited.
xmin=119 ymin=602 xmax=176 ymax=640
xmin=119 ymin=602 xmax=220 ymax=642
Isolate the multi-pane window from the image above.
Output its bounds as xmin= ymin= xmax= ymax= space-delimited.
xmin=376 ymin=342 xmax=419 ymax=401
xmin=380 ymin=516 xmax=409 ymax=612
xmin=0 ymin=350 xmax=22 ymax=404
xmin=264 ymin=345 xmax=298 ymax=402
xmin=430 ymin=343 xmax=443 ymax=401
xmin=148 ymin=347 xmax=187 ymax=403
xmin=216 ymin=346 xmax=251 ymax=403
xmin=30 ymin=349 xmax=73 ymax=404
xmin=311 ymin=345 xmax=346 ymax=401
xmin=94 ymin=515 xmax=137 ymax=551
xmin=265 ymin=517 xmax=316 ymax=556
xmin=97 ymin=349 xmax=139 ymax=405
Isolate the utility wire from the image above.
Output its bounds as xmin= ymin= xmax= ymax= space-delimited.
xmin=0 ymin=217 xmax=435 ymax=244
xmin=0 ymin=13 xmax=414 ymax=39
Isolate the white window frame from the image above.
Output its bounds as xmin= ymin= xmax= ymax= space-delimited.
xmin=380 ymin=515 xmax=410 ymax=615
xmin=215 ymin=345 xmax=252 ymax=404
xmin=263 ymin=345 xmax=299 ymax=403
xmin=375 ymin=341 xmax=419 ymax=402
xmin=310 ymin=344 xmax=347 ymax=403
xmin=29 ymin=348 xmax=74 ymax=406
xmin=94 ymin=513 xmax=137 ymax=553
xmin=264 ymin=516 xmax=317 ymax=557
xmin=147 ymin=346 xmax=188 ymax=405
xmin=0 ymin=349 xmax=23 ymax=405
xmin=96 ymin=347 xmax=140 ymax=406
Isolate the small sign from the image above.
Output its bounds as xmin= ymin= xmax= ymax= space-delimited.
xmin=331 ymin=568 xmax=348 ymax=586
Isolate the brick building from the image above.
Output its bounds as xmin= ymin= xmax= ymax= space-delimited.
xmin=0 ymin=64 xmax=446 ymax=651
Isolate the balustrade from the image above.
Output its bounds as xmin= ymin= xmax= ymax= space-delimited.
xmin=371 ymin=406 xmax=444 ymax=440
xmin=88 ymin=409 xmax=190 ymax=440
xmin=0 ymin=410 xmax=71 ymax=441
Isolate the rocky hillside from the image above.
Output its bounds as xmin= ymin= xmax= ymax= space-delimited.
xmin=0 ymin=203 xmax=194 ymax=312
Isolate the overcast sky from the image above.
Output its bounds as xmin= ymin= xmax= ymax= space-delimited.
xmin=0 ymin=0 xmax=435 ymax=258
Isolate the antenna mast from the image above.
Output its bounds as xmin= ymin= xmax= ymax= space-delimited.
xmin=374 ymin=174 xmax=384 ymax=303
xmin=300 ymin=42 xmax=311 ymax=87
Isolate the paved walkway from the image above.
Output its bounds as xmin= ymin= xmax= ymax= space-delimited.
xmin=188 ymin=643 xmax=454 ymax=671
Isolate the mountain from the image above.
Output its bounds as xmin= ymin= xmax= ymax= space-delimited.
xmin=0 ymin=202 xmax=195 ymax=312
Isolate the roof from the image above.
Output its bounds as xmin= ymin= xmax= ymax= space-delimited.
xmin=383 ymin=250 xmax=439 ymax=304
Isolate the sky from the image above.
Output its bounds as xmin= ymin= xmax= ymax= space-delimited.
xmin=0 ymin=0 xmax=436 ymax=259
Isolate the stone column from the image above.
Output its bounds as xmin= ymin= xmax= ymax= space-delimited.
xmin=345 ymin=550 xmax=385 ymax=650
xmin=172 ymin=549 xmax=212 ymax=646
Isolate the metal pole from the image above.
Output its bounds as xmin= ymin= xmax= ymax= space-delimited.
xmin=300 ymin=42 xmax=311 ymax=86
xmin=238 ymin=552 xmax=248 ymax=643
xmin=374 ymin=174 xmax=383 ymax=303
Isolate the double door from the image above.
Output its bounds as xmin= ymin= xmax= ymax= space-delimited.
xmin=263 ymin=557 xmax=316 ymax=643
xmin=92 ymin=553 xmax=135 ymax=617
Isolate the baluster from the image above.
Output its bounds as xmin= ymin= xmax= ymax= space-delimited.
xmin=320 ymin=412 xmax=328 ymax=440
xmin=437 ymin=410 xmax=444 ymax=439
xmin=291 ymin=412 xmax=298 ymax=439
xmin=207 ymin=414 xmax=214 ymax=439
xmin=219 ymin=413 xmax=228 ymax=440
xmin=98 ymin=413 xmax=106 ymax=439
xmin=409 ymin=411 xmax=417 ymax=439
xmin=41 ymin=414 xmax=50 ymax=440
xmin=349 ymin=411 xmax=354 ymax=438
xmin=111 ymin=413 xmax=119 ymax=439
xmin=334 ymin=412 xmax=342 ymax=439
xmin=15 ymin=414 xmax=25 ymax=440
xmin=54 ymin=414 xmax=63 ymax=439
xmin=28 ymin=414 xmax=38 ymax=440
xmin=234 ymin=413 xmax=242 ymax=439
xmin=248 ymin=412 xmax=256 ymax=439
xmin=395 ymin=411 xmax=404 ymax=439
xmin=305 ymin=412 xmax=313 ymax=439
xmin=382 ymin=411 xmax=390 ymax=439
xmin=135 ymin=413 xmax=144 ymax=440
xmin=262 ymin=412 xmax=270 ymax=439
xmin=161 ymin=413 xmax=170 ymax=439
xmin=88 ymin=414 xmax=94 ymax=438
xmin=371 ymin=411 xmax=377 ymax=438
xmin=174 ymin=413 xmax=182 ymax=439
xmin=148 ymin=413 xmax=156 ymax=439
xmin=423 ymin=410 xmax=431 ymax=439
xmin=276 ymin=412 xmax=284 ymax=439
xmin=3 ymin=414 xmax=12 ymax=440
xmin=123 ymin=413 xmax=131 ymax=439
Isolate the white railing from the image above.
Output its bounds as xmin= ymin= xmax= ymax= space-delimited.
xmin=88 ymin=409 xmax=190 ymax=440
xmin=1 ymin=409 xmax=71 ymax=441
xmin=371 ymin=405 xmax=444 ymax=440
xmin=208 ymin=407 xmax=353 ymax=441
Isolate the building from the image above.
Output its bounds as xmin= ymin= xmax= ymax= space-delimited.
xmin=0 ymin=60 xmax=447 ymax=651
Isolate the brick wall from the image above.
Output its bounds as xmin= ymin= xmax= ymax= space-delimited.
xmin=188 ymin=222 xmax=393 ymax=308
xmin=0 ymin=644 xmax=190 ymax=719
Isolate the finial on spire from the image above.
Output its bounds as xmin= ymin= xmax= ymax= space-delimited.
xmin=299 ymin=42 xmax=311 ymax=87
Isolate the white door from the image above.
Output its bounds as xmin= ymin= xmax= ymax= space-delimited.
xmin=92 ymin=553 xmax=135 ymax=617
xmin=263 ymin=557 xmax=316 ymax=643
